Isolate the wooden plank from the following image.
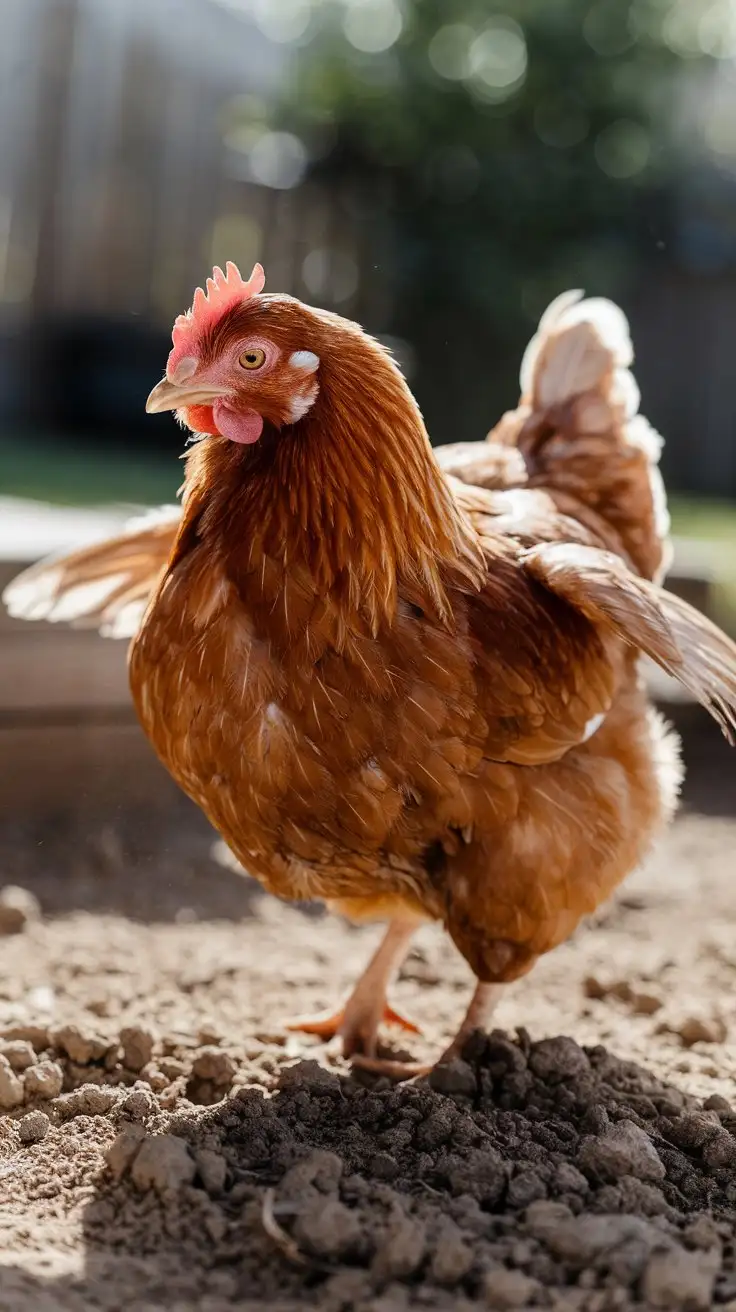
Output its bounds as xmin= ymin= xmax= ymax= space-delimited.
xmin=0 ymin=722 xmax=180 ymax=816
xmin=0 ymin=630 xmax=130 ymax=711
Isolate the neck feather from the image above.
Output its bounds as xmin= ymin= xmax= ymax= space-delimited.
xmin=178 ymin=325 xmax=484 ymax=634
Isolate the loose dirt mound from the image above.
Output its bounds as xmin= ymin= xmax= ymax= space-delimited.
xmin=1 ymin=725 xmax=735 ymax=1310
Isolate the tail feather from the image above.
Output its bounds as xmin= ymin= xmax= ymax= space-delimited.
xmin=520 ymin=291 xmax=633 ymax=402
xmin=494 ymin=291 xmax=670 ymax=584
xmin=2 ymin=505 xmax=180 ymax=640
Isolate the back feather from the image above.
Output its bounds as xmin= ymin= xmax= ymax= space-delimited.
xmin=2 ymin=506 xmax=180 ymax=640
xmin=434 ymin=440 xmax=528 ymax=491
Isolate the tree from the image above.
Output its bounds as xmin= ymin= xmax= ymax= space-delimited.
xmin=272 ymin=0 xmax=704 ymax=441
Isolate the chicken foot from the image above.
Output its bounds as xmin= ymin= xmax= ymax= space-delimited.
xmin=284 ymin=918 xmax=421 ymax=1058
xmin=351 ymin=980 xmax=504 ymax=1081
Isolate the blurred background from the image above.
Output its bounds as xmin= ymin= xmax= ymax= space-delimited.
xmin=1 ymin=0 xmax=735 ymax=819
xmin=2 ymin=0 xmax=736 ymax=494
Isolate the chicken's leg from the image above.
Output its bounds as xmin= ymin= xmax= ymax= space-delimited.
xmin=351 ymin=980 xmax=504 ymax=1080
xmin=284 ymin=919 xmax=421 ymax=1058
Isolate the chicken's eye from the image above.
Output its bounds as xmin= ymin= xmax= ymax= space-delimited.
xmin=239 ymin=347 xmax=266 ymax=370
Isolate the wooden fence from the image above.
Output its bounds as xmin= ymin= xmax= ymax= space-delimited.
xmin=0 ymin=503 xmax=178 ymax=816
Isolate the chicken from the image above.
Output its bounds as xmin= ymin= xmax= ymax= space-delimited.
xmin=6 ymin=264 xmax=736 ymax=1077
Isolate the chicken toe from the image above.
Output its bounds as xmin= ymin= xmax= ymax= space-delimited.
xmin=283 ymin=919 xmax=419 ymax=1058
xmin=349 ymin=980 xmax=504 ymax=1082
xmin=286 ymin=1000 xmax=421 ymax=1050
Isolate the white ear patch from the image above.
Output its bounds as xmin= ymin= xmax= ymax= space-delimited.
xmin=289 ymin=350 xmax=320 ymax=374
xmin=289 ymin=383 xmax=319 ymax=423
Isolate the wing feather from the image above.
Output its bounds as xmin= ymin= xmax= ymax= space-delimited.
xmin=523 ymin=541 xmax=736 ymax=743
xmin=2 ymin=505 xmax=180 ymax=639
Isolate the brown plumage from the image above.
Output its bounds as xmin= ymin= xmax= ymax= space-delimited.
xmin=6 ymin=274 xmax=736 ymax=1074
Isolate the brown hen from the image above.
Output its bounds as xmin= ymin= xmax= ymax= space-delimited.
xmin=6 ymin=270 xmax=736 ymax=1076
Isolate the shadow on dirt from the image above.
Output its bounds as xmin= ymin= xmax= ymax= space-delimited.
xmin=4 ymin=1030 xmax=736 ymax=1310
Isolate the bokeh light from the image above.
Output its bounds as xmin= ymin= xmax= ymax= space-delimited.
xmin=248 ymin=132 xmax=308 ymax=189
xmin=704 ymin=107 xmax=736 ymax=162
xmin=427 ymin=24 xmax=475 ymax=81
xmin=342 ymin=0 xmax=404 ymax=54
xmin=595 ymin=119 xmax=651 ymax=178
xmin=249 ymin=0 xmax=314 ymax=44
xmin=302 ymin=248 xmax=360 ymax=304
xmin=467 ymin=18 xmax=527 ymax=102
xmin=698 ymin=5 xmax=736 ymax=56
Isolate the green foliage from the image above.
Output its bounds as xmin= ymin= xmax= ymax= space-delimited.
xmin=266 ymin=0 xmax=708 ymax=439
xmin=0 ymin=438 xmax=176 ymax=508
xmin=285 ymin=1 xmax=685 ymax=305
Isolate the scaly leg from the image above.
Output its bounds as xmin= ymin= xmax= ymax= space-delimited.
xmin=351 ymin=979 xmax=504 ymax=1080
xmin=284 ymin=919 xmax=421 ymax=1058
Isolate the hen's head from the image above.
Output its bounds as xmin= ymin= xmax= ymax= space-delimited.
xmin=146 ymin=262 xmax=322 ymax=444
xmin=146 ymin=261 xmax=485 ymax=626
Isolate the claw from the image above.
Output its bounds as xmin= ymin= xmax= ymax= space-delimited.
xmin=283 ymin=1001 xmax=422 ymax=1044
xmin=282 ymin=920 xmax=422 ymax=1060
xmin=380 ymin=1003 xmax=423 ymax=1036
xmin=350 ymin=1054 xmax=432 ymax=1081
xmin=283 ymin=1005 xmax=347 ymax=1042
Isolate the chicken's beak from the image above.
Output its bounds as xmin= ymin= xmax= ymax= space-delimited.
xmin=145 ymin=378 xmax=226 ymax=414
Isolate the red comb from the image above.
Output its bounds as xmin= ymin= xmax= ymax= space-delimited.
xmin=167 ymin=261 xmax=265 ymax=377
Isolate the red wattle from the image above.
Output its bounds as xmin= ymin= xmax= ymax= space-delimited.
xmin=213 ymin=400 xmax=264 ymax=445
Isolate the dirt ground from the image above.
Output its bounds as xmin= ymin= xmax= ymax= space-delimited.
xmin=1 ymin=713 xmax=735 ymax=1311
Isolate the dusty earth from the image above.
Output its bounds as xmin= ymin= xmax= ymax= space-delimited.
xmin=1 ymin=713 xmax=735 ymax=1311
